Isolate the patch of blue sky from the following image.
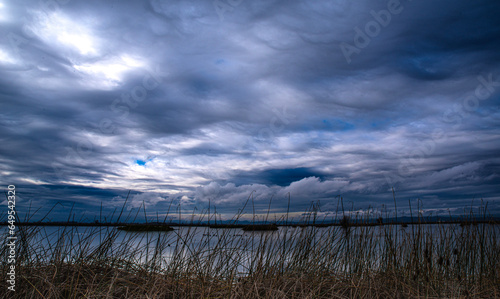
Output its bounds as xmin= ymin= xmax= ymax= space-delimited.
xmin=322 ymin=119 xmax=355 ymax=131
xmin=135 ymin=157 xmax=155 ymax=166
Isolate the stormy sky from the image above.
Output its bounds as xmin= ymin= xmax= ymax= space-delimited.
xmin=1 ymin=0 xmax=499 ymax=222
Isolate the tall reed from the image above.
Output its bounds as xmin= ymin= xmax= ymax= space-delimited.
xmin=1 ymin=202 xmax=498 ymax=298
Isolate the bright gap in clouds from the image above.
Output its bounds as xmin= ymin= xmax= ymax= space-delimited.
xmin=0 ymin=2 xmax=9 ymax=22
xmin=73 ymin=54 xmax=146 ymax=88
xmin=58 ymin=31 xmax=95 ymax=56
xmin=0 ymin=48 xmax=17 ymax=64
xmin=31 ymin=12 xmax=98 ymax=56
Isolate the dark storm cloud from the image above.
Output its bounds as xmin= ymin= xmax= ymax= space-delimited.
xmin=1 ymin=0 xmax=499 ymax=221
xmin=232 ymin=167 xmax=329 ymax=187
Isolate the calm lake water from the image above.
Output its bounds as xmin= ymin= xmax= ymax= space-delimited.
xmin=2 ymin=224 xmax=498 ymax=275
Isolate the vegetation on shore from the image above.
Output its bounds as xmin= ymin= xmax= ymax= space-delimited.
xmin=116 ymin=224 xmax=174 ymax=232
xmin=242 ymin=224 xmax=279 ymax=231
xmin=1 ymin=200 xmax=499 ymax=298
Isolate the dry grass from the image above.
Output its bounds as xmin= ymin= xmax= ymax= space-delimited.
xmin=1 ymin=203 xmax=499 ymax=298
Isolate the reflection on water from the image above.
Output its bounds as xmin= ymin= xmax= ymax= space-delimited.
xmin=2 ymin=224 xmax=498 ymax=276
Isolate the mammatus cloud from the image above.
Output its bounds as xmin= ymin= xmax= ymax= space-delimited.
xmin=1 ymin=0 xmax=499 ymax=221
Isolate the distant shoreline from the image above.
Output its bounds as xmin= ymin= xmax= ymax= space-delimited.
xmin=2 ymin=219 xmax=499 ymax=227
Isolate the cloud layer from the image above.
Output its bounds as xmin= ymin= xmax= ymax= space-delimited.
xmin=1 ymin=0 xmax=499 ymax=220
